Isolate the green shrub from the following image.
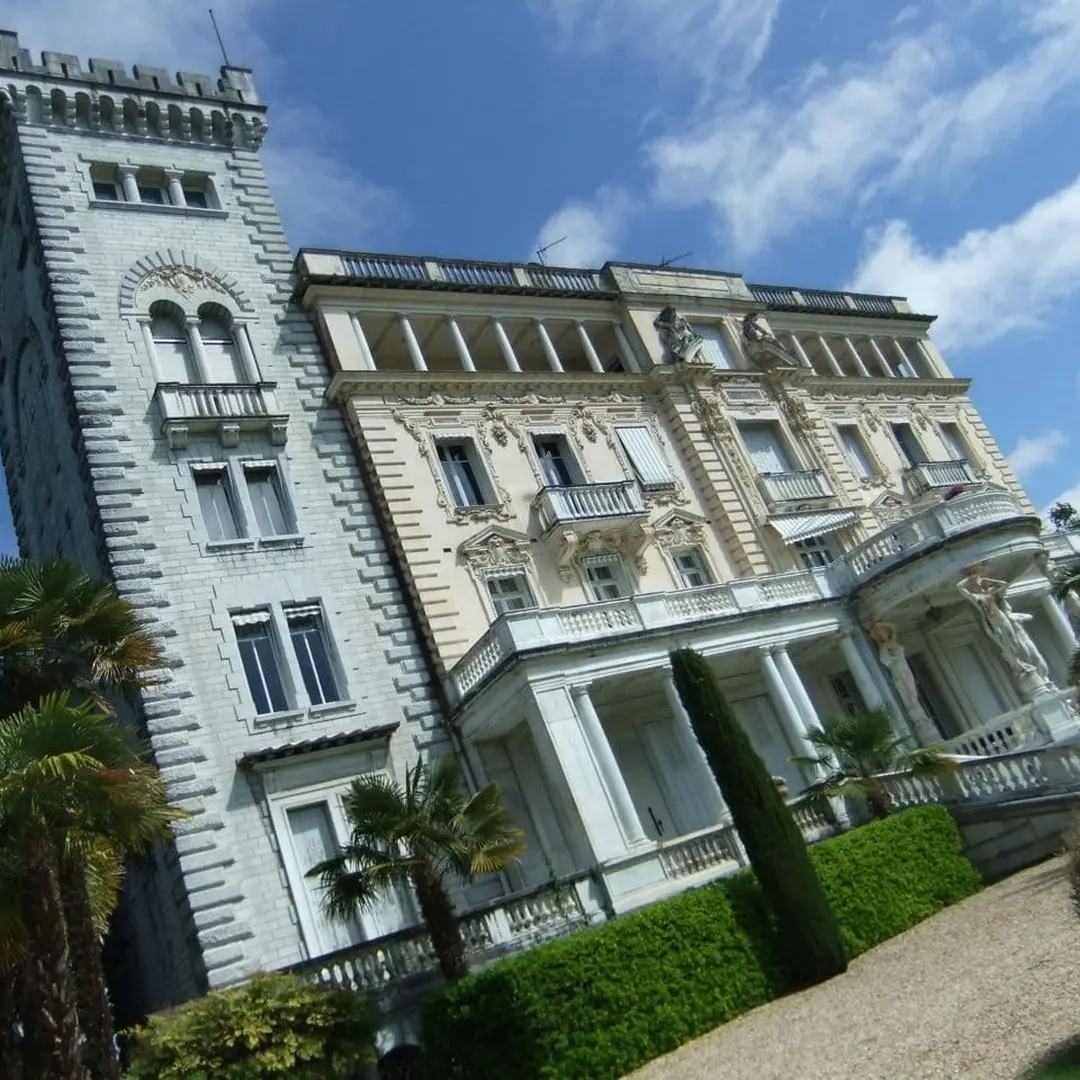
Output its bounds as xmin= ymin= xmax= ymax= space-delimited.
xmin=421 ymin=805 xmax=980 ymax=1080
xmin=123 ymin=972 xmax=378 ymax=1080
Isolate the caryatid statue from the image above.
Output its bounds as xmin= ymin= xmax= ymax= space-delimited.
xmin=867 ymin=618 xmax=939 ymax=744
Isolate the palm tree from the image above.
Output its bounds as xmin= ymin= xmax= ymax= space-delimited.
xmin=794 ymin=709 xmax=956 ymax=820
xmin=0 ymin=694 xmax=183 ymax=1080
xmin=309 ymin=755 xmax=525 ymax=982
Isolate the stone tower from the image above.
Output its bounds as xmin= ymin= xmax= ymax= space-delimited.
xmin=0 ymin=32 xmax=450 ymax=1019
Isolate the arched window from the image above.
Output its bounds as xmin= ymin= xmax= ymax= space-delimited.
xmin=149 ymin=302 xmax=197 ymax=383
xmin=198 ymin=304 xmax=245 ymax=383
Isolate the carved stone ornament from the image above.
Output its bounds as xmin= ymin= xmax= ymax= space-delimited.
xmin=556 ymin=523 xmax=655 ymax=581
xmin=136 ymin=265 xmax=227 ymax=300
xmin=458 ymin=527 xmax=533 ymax=570
xmin=654 ymin=306 xmax=706 ymax=365
xmin=741 ymin=313 xmax=801 ymax=370
xmin=690 ymin=389 xmax=767 ymax=521
xmin=653 ymin=510 xmax=708 ymax=550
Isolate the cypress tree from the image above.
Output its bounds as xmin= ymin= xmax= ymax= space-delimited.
xmin=670 ymin=647 xmax=847 ymax=987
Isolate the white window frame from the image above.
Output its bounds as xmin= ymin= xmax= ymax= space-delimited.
xmin=192 ymin=463 xmax=241 ymax=544
xmin=484 ymin=571 xmax=537 ymax=617
xmin=283 ymin=603 xmax=345 ymax=709
xmin=580 ymin=554 xmax=631 ymax=601
xmin=738 ymin=420 xmax=797 ymax=475
xmin=530 ymin=431 xmax=583 ymax=489
xmin=938 ymin=422 xmax=970 ymax=463
xmin=616 ymin=424 xmax=676 ymax=489
xmin=230 ymin=600 xmax=353 ymax=722
xmin=837 ymin=424 xmax=876 ymax=480
xmin=191 ymin=456 xmax=301 ymax=551
xmin=691 ymin=322 xmax=737 ymax=369
xmin=434 ymin=437 xmax=494 ymax=509
xmin=793 ymin=535 xmax=838 ymax=569
xmin=260 ymin=748 xmax=417 ymax=956
xmin=671 ymin=547 xmax=714 ymax=589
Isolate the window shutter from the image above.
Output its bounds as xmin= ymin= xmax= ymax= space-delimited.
xmin=616 ymin=426 xmax=674 ymax=487
xmin=693 ymin=324 xmax=734 ymax=369
xmin=740 ymin=424 xmax=790 ymax=473
xmin=841 ymin=429 xmax=873 ymax=478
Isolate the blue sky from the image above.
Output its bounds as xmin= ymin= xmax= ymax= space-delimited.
xmin=4 ymin=0 xmax=1080 ymax=555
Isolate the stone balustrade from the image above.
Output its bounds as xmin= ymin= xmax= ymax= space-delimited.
xmin=906 ymin=459 xmax=977 ymax=492
xmin=154 ymin=381 xmax=287 ymax=449
xmin=534 ymin=481 xmax=645 ymax=530
xmin=759 ymin=469 xmax=833 ymax=506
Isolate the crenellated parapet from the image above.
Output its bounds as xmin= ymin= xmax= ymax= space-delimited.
xmin=0 ymin=29 xmax=265 ymax=147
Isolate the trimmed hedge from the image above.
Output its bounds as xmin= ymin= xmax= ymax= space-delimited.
xmin=421 ymin=805 xmax=981 ymax=1080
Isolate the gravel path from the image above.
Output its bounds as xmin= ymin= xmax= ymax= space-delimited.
xmin=627 ymin=857 xmax=1080 ymax=1080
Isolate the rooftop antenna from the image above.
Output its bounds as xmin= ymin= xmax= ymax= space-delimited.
xmin=658 ymin=251 xmax=693 ymax=268
xmin=209 ymin=9 xmax=231 ymax=66
xmin=536 ymin=235 xmax=567 ymax=266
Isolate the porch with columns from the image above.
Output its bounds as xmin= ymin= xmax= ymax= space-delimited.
xmin=464 ymin=631 xmax=888 ymax=913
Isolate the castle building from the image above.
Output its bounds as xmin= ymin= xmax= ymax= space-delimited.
xmin=2 ymin=28 xmax=1080 ymax=1059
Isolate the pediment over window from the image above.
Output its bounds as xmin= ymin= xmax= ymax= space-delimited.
xmin=458 ymin=525 xmax=534 ymax=570
xmin=652 ymin=509 xmax=710 ymax=549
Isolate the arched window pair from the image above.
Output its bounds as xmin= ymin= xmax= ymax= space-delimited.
xmin=145 ymin=301 xmax=259 ymax=385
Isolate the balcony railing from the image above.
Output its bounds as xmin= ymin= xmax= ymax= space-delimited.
xmin=1044 ymin=529 xmax=1080 ymax=563
xmin=758 ymin=469 xmax=833 ymax=505
xmin=290 ymin=873 xmax=595 ymax=996
xmin=747 ymin=283 xmax=904 ymax=315
xmin=843 ymin=487 xmax=1030 ymax=584
xmin=154 ymin=382 xmax=288 ymax=450
xmin=450 ymin=487 xmax=1034 ymax=704
xmin=906 ymin=459 xmax=977 ymax=492
xmin=534 ymin=481 xmax=646 ymax=531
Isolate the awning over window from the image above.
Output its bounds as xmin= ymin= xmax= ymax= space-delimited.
xmin=769 ymin=509 xmax=857 ymax=544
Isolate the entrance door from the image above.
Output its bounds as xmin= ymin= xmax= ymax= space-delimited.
xmin=732 ymin=695 xmax=802 ymax=793
xmin=609 ymin=725 xmax=678 ymax=841
xmin=941 ymin=642 xmax=1009 ymax=727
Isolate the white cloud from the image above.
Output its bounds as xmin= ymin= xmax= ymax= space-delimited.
xmin=645 ymin=0 xmax=1080 ymax=255
xmin=847 ymin=175 xmax=1080 ymax=351
xmin=4 ymin=1 xmax=402 ymax=251
xmin=531 ymin=186 xmax=635 ymax=267
xmin=530 ymin=0 xmax=782 ymax=92
xmin=1008 ymin=430 xmax=1068 ymax=478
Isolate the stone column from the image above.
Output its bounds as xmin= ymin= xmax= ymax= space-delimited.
xmin=843 ymin=336 xmax=870 ymax=377
xmin=164 ymin=168 xmax=185 ymax=208
xmin=787 ymin=333 xmax=813 ymax=369
xmin=398 ymin=314 xmax=428 ymax=372
xmin=184 ymin=317 xmax=212 ymax=383
xmin=492 ymin=318 xmax=522 ymax=373
xmin=533 ymin=319 xmax=564 ymax=373
xmin=759 ymin=647 xmax=816 ymax=764
xmin=117 ymin=165 xmax=139 ymax=203
xmin=662 ymin=672 xmax=727 ymax=826
xmin=817 ymin=335 xmax=844 ymax=376
xmin=1040 ymin=591 xmax=1078 ymax=654
xmin=868 ymin=337 xmax=894 ymax=377
xmin=612 ymin=322 xmax=639 ymax=372
xmin=446 ymin=317 xmax=476 ymax=372
xmin=349 ymin=313 xmax=377 ymax=371
xmin=138 ymin=318 xmax=163 ymax=383
xmin=838 ymin=632 xmax=885 ymax=710
xmin=773 ymin=645 xmax=829 ymax=777
xmin=571 ymin=684 xmax=648 ymax=848
xmin=576 ymin=321 xmax=605 ymax=373
xmin=233 ymin=322 xmax=261 ymax=383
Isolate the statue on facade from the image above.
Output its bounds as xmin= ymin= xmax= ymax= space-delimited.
xmin=654 ymin=306 xmax=703 ymax=364
xmin=742 ymin=312 xmax=776 ymax=345
xmin=741 ymin=312 xmax=801 ymax=370
xmin=956 ymin=566 xmax=1049 ymax=681
xmin=867 ymin=619 xmax=939 ymax=744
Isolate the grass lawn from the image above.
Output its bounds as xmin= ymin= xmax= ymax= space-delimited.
xmin=1027 ymin=1041 xmax=1080 ymax=1079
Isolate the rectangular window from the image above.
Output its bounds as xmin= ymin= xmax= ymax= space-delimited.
xmin=137 ymin=185 xmax=166 ymax=205
xmin=583 ymin=557 xmax=628 ymax=601
xmin=194 ymin=468 xmax=240 ymax=542
xmin=183 ymin=187 xmax=209 ymax=209
xmin=939 ymin=423 xmax=969 ymax=462
xmin=436 ymin=441 xmax=487 ymax=507
xmin=244 ymin=464 xmax=291 ymax=537
xmin=616 ymin=426 xmax=675 ymax=488
xmin=693 ymin=324 xmax=735 ymax=369
xmin=92 ymin=181 xmax=119 ymax=201
xmin=739 ymin=423 xmax=794 ymax=474
xmin=487 ymin=573 xmax=535 ymax=615
xmin=532 ymin=436 xmax=577 ymax=488
xmin=794 ymin=536 xmax=836 ymax=569
xmin=286 ymin=606 xmax=341 ymax=707
xmin=673 ymin=548 xmax=713 ymax=588
xmin=891 ymin=422 xmax=925 ymax=465
xmin=839 ymin=426 xmax=874 ymax=479
xmin=234 ymin=613 xmax=289 ymax=715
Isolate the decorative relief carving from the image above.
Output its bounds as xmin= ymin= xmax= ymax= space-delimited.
xmin=136 ymin=265 xmax=227 ymax=300
xmin=458 ymin=527 xmax=533 ymax=570
xmin=690 ymin=389 xmax=767 ymax=521
xmin=556 ymin=523 xmax=655 ymax=581
xmin=652 ymin=511 xmax=708 ymax=550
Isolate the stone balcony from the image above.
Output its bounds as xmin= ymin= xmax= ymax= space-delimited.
xmin=155 ymin=382 xmax=288 ymax=450
xmin=906 ymin=459 xmax=977 ymax=493
xmin=758 ymin=469 xmax=833 ymax=508
xmin=449 ymin=487 xmax=1034 ymax=705
xmin=534 ymin=481 xmax=646 ymax=530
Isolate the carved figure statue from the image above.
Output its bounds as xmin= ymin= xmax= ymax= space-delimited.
xmin=653 ymin=306 xmax=703 ymax=364
xmin=742 ymin=312 xmax=778 ymax=345
xmin=956 ymin=566 xmax=1049 ymax=680
xmin=867 ymin=619 xmax=939 ymax=743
